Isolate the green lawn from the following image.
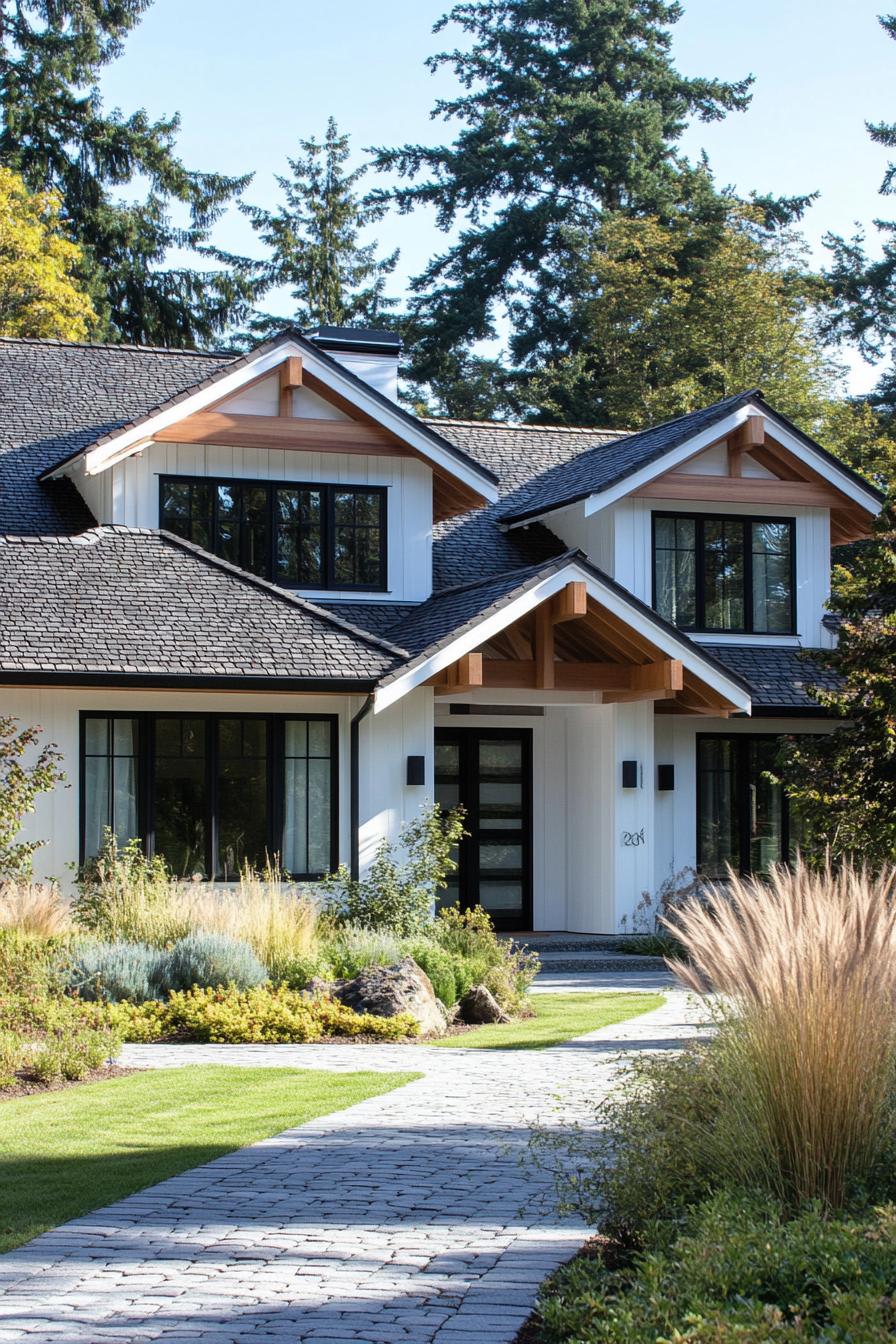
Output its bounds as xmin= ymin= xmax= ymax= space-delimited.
xmin=0 ymin=1065 xmax=418 ymax=1254
xmin=431 ymin=991 xmax=664 ymax=1050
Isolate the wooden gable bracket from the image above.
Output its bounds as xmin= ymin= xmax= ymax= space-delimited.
xmin=602 ymin=659 xmax=683 ymax=704
xmin=430 ymin=652 xmax=484 ymax=695
xmin=550 ymin=581 xmax=588 ymax=624
xmin=728 ymin=413 xmax=764 ymax=476
xmin=279 ymin=356 xmax=303 ymax=415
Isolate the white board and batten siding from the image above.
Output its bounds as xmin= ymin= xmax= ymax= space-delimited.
xmin=79 ymin=437 xmax=434 ymax=604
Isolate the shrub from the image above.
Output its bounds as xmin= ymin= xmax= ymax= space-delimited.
xmin=30 ymin=1024 xmax=118 ymax=1083
xmin=67 ymin=939 xmax=166 ymax=1003
xmin=0 ymin=880 xmax=71 ymax=936
xmin=408 ymin=939 xmax=458 ymax=1007
xmin=0 ymin=716 xmax=64 ymax=879
xmin=534 ymin=1193 xmax=896 ymax=1344
xmin=665 ymin=859 xmax=896 ymax=1210
xmin=159 ymin=932 xmax=267 ymax=993
xmin=275 ymin=951 xmax=335 ymax=990
xmin=0 ymin=1029 xmax=24 ymax=1087
xmin=322 ymin=804 xmax=466 ymax=936
xmin=113 ymin=985 xmax=419 ymax=1044
xmin=433 ymin=905 xmax=539 ymax=1010
xmin=73 ymin=833 xmax=187 ymax=946
xmin=324 ymin=923 xmax=406 ymax=979
xmin=180 ymin=864 xmax=320 ymax=980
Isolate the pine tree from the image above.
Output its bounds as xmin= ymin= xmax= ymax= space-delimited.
xmin=370 ymin=0 xmax=755 ymax=406
xmin=243 ymin=118 xmax=397 ymax=334
xmin=0 ymin=0 xmax=255 ymax=346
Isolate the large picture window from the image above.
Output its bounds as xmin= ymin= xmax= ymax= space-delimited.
xmin=653 ymin=513 xmax=795 ymax=634
xmin=80 ymin=713 xmax=337 ymax=880
xmin=160 ymin=477 xmax=387 ymax=592
xmin=697 ymin=734 xmax=803 ymax=877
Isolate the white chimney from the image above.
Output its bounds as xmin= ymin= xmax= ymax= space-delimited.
xmin=306 ymin=327 xmax=401 ymax=402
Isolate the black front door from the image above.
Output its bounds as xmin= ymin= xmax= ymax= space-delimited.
xmin=434 ymin=728 xmax=533 ymax=931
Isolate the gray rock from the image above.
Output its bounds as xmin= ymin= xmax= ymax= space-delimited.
xmin=329 ymin=956 xmax=448 ymax=1037
xmin=458 ymin=984 xmax=510 ymax=1025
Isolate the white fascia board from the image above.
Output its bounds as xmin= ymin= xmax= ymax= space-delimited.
xmin=759 ymin=419 xmax=883 ymax=515
xmin=64 ymin=341 xmax=498 ymax=502
xmin=373 ymin=562 xmax=752 ymax=714
xmin=582 ymin=406 xmax=756 ymax=518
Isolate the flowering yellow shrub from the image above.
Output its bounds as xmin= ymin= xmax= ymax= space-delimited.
xmin=111 ymin=985 xmax=419 ymax=1044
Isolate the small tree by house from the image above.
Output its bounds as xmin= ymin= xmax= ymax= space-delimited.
xmin=0 ymin=718 xmax=64 ymax=878
xmin=0 ymin=168 xmax=96 ymax=339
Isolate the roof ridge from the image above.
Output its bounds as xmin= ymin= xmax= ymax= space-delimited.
xmin=426 ymin=552 xmax=578 ymax=601
xmin=0 ymin=335 xmax=238 ymax=359
xmin=425 ymin=416 xmax=630 ymax=435
xmin=156 ymin=528 xmax=411 ymax=660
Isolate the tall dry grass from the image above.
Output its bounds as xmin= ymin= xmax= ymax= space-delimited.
xmin=664 ymin=860 xmax=896 ymax=1209
xmin=0 ymin=881 xmax=71 ymax=937
xmin=180 ymin=868 xmax=319 ymax=980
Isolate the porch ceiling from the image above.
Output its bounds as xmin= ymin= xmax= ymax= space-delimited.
xmin=425 ymin=581 xmax=736 ymax=716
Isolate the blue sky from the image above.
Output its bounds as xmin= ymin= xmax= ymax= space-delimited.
xmin=98 ymin=0 xmax=895 ymax=390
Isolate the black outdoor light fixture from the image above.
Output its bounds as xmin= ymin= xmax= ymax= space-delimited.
xmin=621 ymin=760 xmax=639 ymax=789
xmin=406 ymin=755 xmax=426 ymax=787
xmin=657 ymin=764 xmax=675 ymax=792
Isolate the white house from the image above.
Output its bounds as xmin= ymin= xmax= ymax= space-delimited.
xmin=0 ymin=327 xmax=883 ymax=931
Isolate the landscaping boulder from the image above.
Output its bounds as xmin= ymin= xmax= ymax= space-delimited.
xmin=329 ymin=957 xmax=448 ymax=1037
xmin=458 ymin=984 xmax=510 ymax=1025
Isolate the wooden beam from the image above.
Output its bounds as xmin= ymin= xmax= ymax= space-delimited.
xmin=502 ymin=623 xmax=533 ymax=660
xmin=279 ymin=355 xmax=303 ymax=414
xmin=550 ymin=581 xmax=588 ymax=624
xmin=633 ymin=473 xmax=847 ymax=508
xmin=603 ymin=688 xmax=679 ymax=705
xmin=153 ymin=411 xmax=403 ymax=455
xmin=534 ymin=605 xmax=555 ymax=689
xmin=630 ymin=659 xmax=683 ymax=693
xmin=737 ymin=414 xmax=765 ymax=449
xmin=481 ymin=660 xmax=630 ymax=691
xmin=446 ymin=652 xmax=483 ymax=694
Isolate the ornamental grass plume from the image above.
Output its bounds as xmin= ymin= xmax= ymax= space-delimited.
xmin=663 ymin=859 xmax=896 ymax=1210
xmin=0 ymin=880 xmax=71 ymax=937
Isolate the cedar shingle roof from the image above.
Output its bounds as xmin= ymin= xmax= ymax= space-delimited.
xmin=0 ymin=527 xmax=402 ymax=684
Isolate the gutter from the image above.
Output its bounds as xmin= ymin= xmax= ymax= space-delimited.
xmin=350 ymin=694 xmax=375 ymax=880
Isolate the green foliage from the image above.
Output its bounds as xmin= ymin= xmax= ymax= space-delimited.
xmin=68 ymin=939 xmax=165 ymax=1003
xmin=30 ymin=1025 xmax=114 ymax=1083
xmin=110 ymin=985 xmax=419 ymax=1044
xmin=433 ymin=904 xmax=539 ymax=1011
xmin=73 ymin=832 xmax=187 ymax=945
xmin=241 ymin=117 xmax=397 ymax=335
xmin=322 ymin=924 xmax=407 ymax=979
xmin=407 ymin=940 xmax=458 ymax=1007
xmin=522 ymin=205 xmax=840 ymax=430
xmin=160 ymin=932 xmax=267 ymax=994
xmin=323 ymin=804 xmax=466 ymax=937
xmin=0 ymin=1028 xmax=24 ymax=1087
xmin=371 ymin=0 xmax=755 ymax=409
xmin=0 ymin=0 xmax=255 ymax=345
xmin=534 ymin=1194 xmax=896 ymax=1344
xmin=0 ymin=166 xmax=96 ymax=338
xmin=779 ymin=508 xmax=896 ymax=865
xmin=0 ymin=717 xmax=64 ymax=879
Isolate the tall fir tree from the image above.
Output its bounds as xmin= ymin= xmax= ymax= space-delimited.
xmin=0 ymin=0 xmax=255 ymax=346
xmin=242 ymin=118 xmax=397 ymax=335
xmin=370 ymin=0 xmax=756 ymax=410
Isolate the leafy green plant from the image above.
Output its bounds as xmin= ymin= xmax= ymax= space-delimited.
xmin=73 ymin=833 xmax=187 ymax=946
xmin=434 ymin=905 xmax=539 ymax=1011
xmin=533 ymin=1193 xmax=896 ymax=1344
xmin=407 ymin=939 xmax=458 ymax=1007
xmin=323 ymin=924 xmax=406 ymax=979
xmin=160 ymin=933 xmax=267 ymax=993
xmin=0 ymin=1029 xmax=24 ymax=1087
xmin=30 ymin=1024 xmax=117 ymax=1084
xmin=111 ymin=985 xmax=419 ymax=1044
xmin=0 ymin=717 xmax=64 ymax=879
xmin=323 ymin=804 xmax=466 ymax=937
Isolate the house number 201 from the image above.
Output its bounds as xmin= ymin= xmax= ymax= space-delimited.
xmin=622 ymin=828 xmax=646 ymax=847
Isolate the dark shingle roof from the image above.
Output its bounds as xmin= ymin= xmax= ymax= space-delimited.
xmin=425 ymin=418 xmax=627 ymax=588
xmin=0 ymin=338 xmax=236 ymax=534
xmin=700 ymin=644 xmax=841 ymax=711
xmin=0 ymin=527 xmax=402 ymax=684
xmin=497 ymin=392 xmax=759 ymax=525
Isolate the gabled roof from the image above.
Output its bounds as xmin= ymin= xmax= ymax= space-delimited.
xmin=498 ymin=391 xmax=885 ymax=526
xmin=376 ymin=551 xmax=753 ymax=712
xmin=0 ymin=338 xmax=235 ymax=535
xmin=0 ymin=526 xmax=404 ymax=686
xmin=40 ymin=328 xmax=499 ymax=500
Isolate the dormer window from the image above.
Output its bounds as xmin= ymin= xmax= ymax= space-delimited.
xmin=652 ymin=512 xmax=795 ymax=634
xmin=160 ymin=476 xmax=387 ymax=592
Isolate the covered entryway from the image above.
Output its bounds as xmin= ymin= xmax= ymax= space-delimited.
xmin=434 ymin=727 xmax=533 ymax=931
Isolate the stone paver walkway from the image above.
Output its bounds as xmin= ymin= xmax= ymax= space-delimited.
xmin=0 ymin=992 xmax=704 ymax=1344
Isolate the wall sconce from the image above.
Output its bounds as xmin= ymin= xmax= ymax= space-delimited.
xmin=621 ymin=760 xmax=639 ymax=789
xmin=406 ymin=755 xmax=426 ymax=786
xmin=657 ymin=764 xmax=675 ymax=791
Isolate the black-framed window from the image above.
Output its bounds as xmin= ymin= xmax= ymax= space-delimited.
xmin=80 ymin=712 xmax=338 ymax=880
xmin=653 ymin=513 xmax=795 ymax=634
xmin=160 ymin=476 xmax=387 ymax=592
xmin=697 ymin=734 xmax=803 ymax=878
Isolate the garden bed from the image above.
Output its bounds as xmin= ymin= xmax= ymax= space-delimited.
xmin=0 ymin=1062 xmax=134 ymax=1101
